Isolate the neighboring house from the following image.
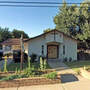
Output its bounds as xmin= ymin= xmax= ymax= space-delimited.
xmin=24 ymin=29 xmax=77 ymax=61
xmin=1 ymin=38 xmax=21 ymax=59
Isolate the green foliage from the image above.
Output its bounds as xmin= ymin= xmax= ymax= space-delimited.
xmin=0 ymin=27 xmax=29 ymax=43
xmin=4 ymin=57 xmax=8 ymax=73
xmin=40 ymin=57 xmax=44 ymax=70
xmin=23 ymin=68 xmax=33 ymax=77
xmin=43 ymin=28 xmax=52 ymax=33
xmin=0 ymin=27 xmax=12 ymax=42
xmin=15 ymin=68 xmax=21 ymax=74
xmin=39 ymin=57 xmax=48 ymax=70
xmin=0 ymin=75 xmax=18 ymax=81
xmin=54 ymin=0 xmax=90 ymax=49
xmin=44 ymin=72 xmax=57 ymax=79
xmin=12 ymin=29 xmax=29 ymax=38
xmin=43 ymin=58 xmax=47 ymax=69
xmin=28 ymin=56 xmax=31 ymax=70
xmin=0 ymin=74 xmax=29 ymax=81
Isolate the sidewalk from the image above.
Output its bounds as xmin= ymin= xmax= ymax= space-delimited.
xmin=0 ymin=84 xmax=63 ymax=90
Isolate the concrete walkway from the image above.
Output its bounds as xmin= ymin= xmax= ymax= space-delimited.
xmin=48 ymin=59 xmax=76 ymax=74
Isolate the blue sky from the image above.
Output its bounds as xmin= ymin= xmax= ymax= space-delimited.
xmin=0 ymin=0 xmax=84 ymax=37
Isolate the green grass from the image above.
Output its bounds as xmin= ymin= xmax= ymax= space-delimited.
xmin=65 ymin=61 xmax=90 ymax=72
xmin=6 ymin=62 xmax=28 ymax=71
xmin=43 ymin=72 xmax=57 ymax=79
xmin=2 ymin=61 xmax=51 ymax=72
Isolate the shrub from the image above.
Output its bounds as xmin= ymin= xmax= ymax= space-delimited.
xmin=44 ymin=72 xmax=57 ymax=79
xmin=0 ymin=74 xmax=19 ymax=81
xmin=69 ymin=57 xmax=72 ymax=62
xmin=30 ymin=53 xmax=37 ymax=63
xmin=64 ymin=57 xmax=68 ymax=62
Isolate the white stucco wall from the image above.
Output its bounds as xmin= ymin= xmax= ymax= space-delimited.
xmin=62 ymin=36 xmax=77 ymax=61
xmin=28 ymin=36 xmax=47 ymax=56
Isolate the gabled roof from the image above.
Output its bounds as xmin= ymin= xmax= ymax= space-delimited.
xmin=1 ymin=38 xmax=27 ymax=45
xmin=24 ymin=29 xmax=77 ymax=42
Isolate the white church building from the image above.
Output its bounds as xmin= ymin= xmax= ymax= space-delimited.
xmin=24 ymin=29 xmax=77 ymax=61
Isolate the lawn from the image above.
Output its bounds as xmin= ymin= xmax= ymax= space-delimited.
xmin=65 ymin=60 xmax=90 ymax=72
xmin=6 ymin=62 xmax=50 ymax=71
xmin=5 ymin=61 xmax=41 ymax=72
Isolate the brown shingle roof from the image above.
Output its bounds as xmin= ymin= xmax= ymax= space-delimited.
xmin=1 ymin=38 xmax=27 ymax=45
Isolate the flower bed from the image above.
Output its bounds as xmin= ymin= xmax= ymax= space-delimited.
xmin=0 ymin=76 xmax=61 ymax=88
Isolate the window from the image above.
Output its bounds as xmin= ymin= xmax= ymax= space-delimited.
xmin=42 ymin=45 xmax=44 ymax=55
xmin=63 ymin=45 xmax=65 ymax=55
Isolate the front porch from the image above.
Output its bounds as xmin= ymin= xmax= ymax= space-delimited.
xmin=46 ymin=42 xmax=61 ymax=59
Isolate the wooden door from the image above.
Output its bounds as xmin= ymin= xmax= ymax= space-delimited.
xmin=47 ymin=45 xmax=58 ymax=59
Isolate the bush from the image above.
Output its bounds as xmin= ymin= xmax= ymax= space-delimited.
xmin=44 ymin=72 xmax=57 ymax=79
xmin=0 ymin=74 xmax=19 ymax=81
xmin=30 ymin=53 xmax=37 ymax=63
xmin=64 ymin=57 xmax=68 ymax=62
xmin=69 ymin=57 xmax=72 ymax=62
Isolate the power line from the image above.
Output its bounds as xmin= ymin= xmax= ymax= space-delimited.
xmin=0 ymin=5 xmax=88 ymax=8
xmin=0 ymin=5 xmax=60 ymax=7
xmin=0 ymin=1 xmax=88 ymax=8
xmin=0 ymin=1 xmax=89 ymax=4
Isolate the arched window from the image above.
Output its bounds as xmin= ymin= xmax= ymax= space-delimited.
xmin=42 ymin=45 xmax=44 ymax=55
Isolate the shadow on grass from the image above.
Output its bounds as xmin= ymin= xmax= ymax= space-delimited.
xmin=61 ymin=73 xmax=79 ymax=83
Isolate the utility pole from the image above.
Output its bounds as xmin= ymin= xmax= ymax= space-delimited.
xmin=20 ymin=34 xmax=24 ymax=70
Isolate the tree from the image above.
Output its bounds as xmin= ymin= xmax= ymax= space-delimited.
xmin=54 ymin=0 xmax=90 ymax=49
xmin=12 ymin=29 xmax=29 ymax=38
xmin=0 ymin=27 xmax=12 ymax=42
xmin=43 ymin=28 xmax=52 ymax=33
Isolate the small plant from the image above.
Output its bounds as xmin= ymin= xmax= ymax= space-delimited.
xmin=28 ymin=56 xmax=31 ymax=70
xmin=44 ymin=72 xmax=57 ymax=79
xmin=40 ymin=57 xmax=44 ymax=70
xmin=4 ymin=56 xmax=8 ymax=72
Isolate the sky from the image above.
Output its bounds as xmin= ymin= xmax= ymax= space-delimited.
xmin=0 ymin=0 xmax=84 ymax=37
